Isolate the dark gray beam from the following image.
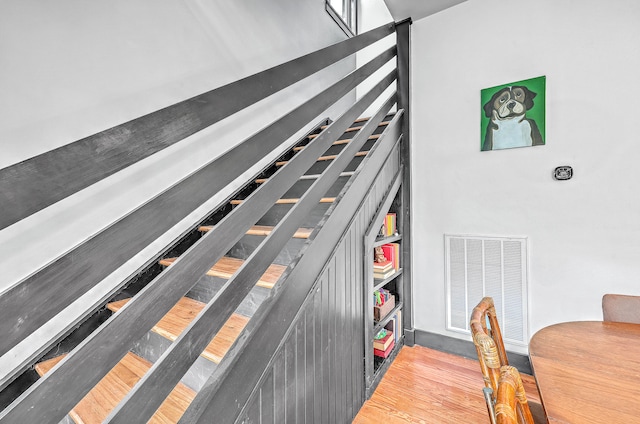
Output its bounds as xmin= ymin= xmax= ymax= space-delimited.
xmin=0 ymin=23 xmax=395 ymax=231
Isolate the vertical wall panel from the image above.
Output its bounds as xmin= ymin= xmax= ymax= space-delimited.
xmin=312 ymin=292 xmax=322 ymax=424
xmin=320 ymin=272 xmax=330 ymax=423
xmin=303 ymin=310 xmax=314 ymax=423
xmin=283 ymin=339 xmax=295 ymax=423
xmin=294 ymin=321 xmax=305 ymax=424
xmin=261 ymin=369 xmax=275 ymax=424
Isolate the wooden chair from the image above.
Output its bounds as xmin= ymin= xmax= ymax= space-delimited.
xmin=602 ymin=294 xmax=640 ymax=324
xmin=470 ymin=297 xmax=508 ymax=393
xmin=495 ymin=366 xmax=537 ymax=424
xmin=470 ymin=297 xmax=547 ymax=424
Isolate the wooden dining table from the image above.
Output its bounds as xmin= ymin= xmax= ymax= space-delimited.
xmin=529 ymin=321 xmax=640 ymax=423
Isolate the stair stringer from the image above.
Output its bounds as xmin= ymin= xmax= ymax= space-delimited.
xmin=182 ymin=111 xmax=404 ymax=424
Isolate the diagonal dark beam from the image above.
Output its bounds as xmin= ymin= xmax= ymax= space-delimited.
xmin=0 ymin=22 xmax=395 ymax=231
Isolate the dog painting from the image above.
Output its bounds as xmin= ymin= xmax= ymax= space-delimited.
xmin=481 ymin=76 xmax=545 ymax=151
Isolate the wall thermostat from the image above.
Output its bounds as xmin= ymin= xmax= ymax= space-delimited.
xmin=554 ymin=166 xmax=573 ymax=180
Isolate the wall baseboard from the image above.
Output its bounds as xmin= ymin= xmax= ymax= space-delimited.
xmin=413 ymin=329 xmax=532 ymax=375
xmin=403 ymin=328 xmax=416 ymax=346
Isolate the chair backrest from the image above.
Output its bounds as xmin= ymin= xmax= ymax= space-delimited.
xmin=495 ymin=366 xmax=536 ymax=424
xmin=470 ymin=297 xmax=509 ymax=392
xmin=602 ymin=294 xmax=640 ymax=324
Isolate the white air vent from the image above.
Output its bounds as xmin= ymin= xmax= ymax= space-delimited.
xmin=445 ymin=234 xmax=528 ymax=347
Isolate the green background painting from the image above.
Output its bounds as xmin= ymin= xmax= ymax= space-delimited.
xmin=480 ymin=75 xmax=546 ymax=150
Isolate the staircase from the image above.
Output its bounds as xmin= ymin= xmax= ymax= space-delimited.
xmin=27 ymin=116 xmax=393 ymax=424
xmin=0 ymin=20 xmax=411 ymax=424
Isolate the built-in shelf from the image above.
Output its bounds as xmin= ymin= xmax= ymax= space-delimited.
xmin=373 ymin=301 xmax=403 ymax=334
xmin=373 ymin=268 xmax=403 ymax=292
xmin=373 ymin=234 xmax=402 ymax=247
xmin=363 ymin=169 xmax=404 ymax=397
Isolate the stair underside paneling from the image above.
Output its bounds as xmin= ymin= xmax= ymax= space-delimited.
xmin=107 ymin=297 xmax=249 ymax=364
xmin=35 ymin=352 xmax=195 ymax=424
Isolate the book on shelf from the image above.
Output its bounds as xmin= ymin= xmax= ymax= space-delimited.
xmin=385 ymin=213 xmax=396 ymax=237
xmin=381 ymin=243 xmax=400 ymax=271
xmin=386 ymin=213 xmax=397 ymax=237
xmin=377 ymin=212 xmax=397 ymax=238
xmin=385 ymin=311 xmax=402 ymax=344
xmin=373 ymin=330 xmax=394 ymax=351
xmin=374 ymin=339 xmax=395 ymax=358
xmin=373 ymin=268 xmax=396 ymax=280
xmin=372 ymin=259 xmax=393 ymax=272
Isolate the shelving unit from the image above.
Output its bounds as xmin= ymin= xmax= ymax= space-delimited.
xmin=364 ymin=170 xmax=405 ymax=396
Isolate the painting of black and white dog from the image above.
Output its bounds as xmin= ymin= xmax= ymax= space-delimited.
xmin=482 ymin=85 xmax=544 ymax=151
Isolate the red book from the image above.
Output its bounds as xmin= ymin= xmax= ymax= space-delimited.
xmin=374 ymin=339 xmax=395 ymax=358
xmin=381 ymin=243 xmax=400 ymax=270
xmin=373 ymin=331 xmax=394 ymax=351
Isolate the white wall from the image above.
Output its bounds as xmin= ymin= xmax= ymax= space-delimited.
xmin=0 ymin=0 xmax=355 ymax=381
xmin=411 ymin=0 xmax=640 ymax=353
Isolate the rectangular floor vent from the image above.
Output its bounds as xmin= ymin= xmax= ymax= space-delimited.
xmin=445 ymin=234 xmax=528 ymax=347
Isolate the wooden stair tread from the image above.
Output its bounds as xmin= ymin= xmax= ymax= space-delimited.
xmin=353 ymin=115 xmax=394 ymax=123
xmin=198 ymin=224 xmax=312 ymax=239
xmin=256 ymin=171 xmax=354 ymax=184
xmin=276 ymin=151 xmax=368 ymax=167
xmin=35 ymin=352 xmax=195 ymax=424
xmin=107 ymin=297 xmax=249 ymax=364
xmin=304 ymin=133 xmax=381 ymax=143
xmin=158 ymin=256 xmax=285 ymax=289
xmin=318 ymin=120 xmax=389 ymax=132
xmin=230 ymin=197 xmax=334 ymax=206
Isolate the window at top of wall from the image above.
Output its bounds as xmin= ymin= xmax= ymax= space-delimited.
xmin=326 ymin=0 xmax=357 ymax=36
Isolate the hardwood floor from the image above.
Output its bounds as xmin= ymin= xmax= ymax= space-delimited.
xmin=353 ymin=345 xmax=541 ymax=424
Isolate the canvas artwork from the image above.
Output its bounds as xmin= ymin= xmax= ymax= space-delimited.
xmin=481 ymin=76 xmax=546 ymax=151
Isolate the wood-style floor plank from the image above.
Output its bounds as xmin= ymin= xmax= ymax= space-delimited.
xmin=158 ymin=256 xmax=285 ymax=289
xmin=353 ymin=346 xmax=541 ymax=424
xmin=107 ymin=297 xmax=249 ymax=364
xmin=35 ymin=352 xmax=194 ymax=424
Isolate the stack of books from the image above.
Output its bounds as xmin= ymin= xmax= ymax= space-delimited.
xmin=373 ymin=259 xmax=395 ymax=280
xmin=373 ymin=329 xmax=395 ymax=358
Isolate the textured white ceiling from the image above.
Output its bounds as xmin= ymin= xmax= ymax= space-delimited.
xmin=383 ymin=0 xmax=468 ymax=22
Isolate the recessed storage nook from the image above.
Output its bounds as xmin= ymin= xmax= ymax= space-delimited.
xmin=364 ymin=172 xmax=404 ymax=396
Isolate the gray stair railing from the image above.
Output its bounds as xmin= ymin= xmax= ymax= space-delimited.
xmin=0 ymin=18 xmax=411 ymax=423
